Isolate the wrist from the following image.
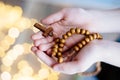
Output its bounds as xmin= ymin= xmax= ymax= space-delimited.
xmin=100 ymin=41 xmax=120 ymax=67
xmin=87 ymin=10 xmax=107 ymax=33
xmin=88 ymin=9 xmax=120 ymax=33
xmin=90 ymin=40 xmax=109 ymax=62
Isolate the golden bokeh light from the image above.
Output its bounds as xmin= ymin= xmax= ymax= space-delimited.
xmin=38 ymin=68 xmax=50 ymax=79
xmin=0 ymin=47 xmax=5 ymax=57
xmin=1 ymin=64 xmax=11 ymax=72
xmin=15 ymin=17 xmax=32 ymax=32
xmin=0 ymin=2 xmax=22 ymax=29
xmin=13 ymin=44 xmax=24 ymax=55
xmin=19 ymin=66 xmax=34 ymax=76
xmin=4 ymin=35 xmax=15 ymax=45
xmin=2 ymin=55 xmax=14 ymax=67
xmin=8 ymin=27 xmax=20 ymax=38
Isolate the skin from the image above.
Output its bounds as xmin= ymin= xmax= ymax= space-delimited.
xmin=31 ymin=8 xmax=120 ymax=74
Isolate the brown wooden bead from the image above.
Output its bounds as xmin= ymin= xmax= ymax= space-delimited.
xmin=53 ymin=44 xmax=58 ymax=48
xmin=53 ymin=48 xmax=58 ymax=53
xmin=57 ymin=52 xmax=62 ymax=56
xmin=96 ymin=33 xmax=103 ymax=39
xmin=89 ymin=35 xmax=94 ymax=41
xmin=85 ymin=37 xmax=90 ymax=43
xmin=81 ymin=40 xmax=86 ymax=45
xmin=52 ymin=52 xmax=56 ymax=56
xmin=95 ymin=33 xmax=99 ymax=38
xmin=58 ymin=57 xmax=63 ymax=63
xmin=77 ymin=43 xmax=83 ymax=48
xmin=60 ymin=39 xmax=65 ymax=43
xmin=70 ymin=28 xmax=75 ymax=34
xmin=93 ymin=34 xmax=97 ymax=39
xmin=81 ymin=29 xmax=86 ymax=34
xmin=66 ymin=31 xmax=72 ymax=37
xmin=59 ymin=43 xmax=64 ymax=48
xmin=58 ymin=48 xmax=63 ymax=52
xmin=85 ymin=30 xmax=90 ymax=35
xmin=76 ymin=28 xmax=81 ymax=34
xmin=62 ymin=34 xmax=68 ymax=39
xmin=55 ymin=38 xmax=60 ymax=43
xmin=74 ymin=46 xmax=80 ymax=51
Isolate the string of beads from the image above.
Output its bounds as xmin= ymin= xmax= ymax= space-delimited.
xmin=51 ymin=28 xmax=103 ymax=76
xmin=51 ymin=28 xmax=103 ymax=63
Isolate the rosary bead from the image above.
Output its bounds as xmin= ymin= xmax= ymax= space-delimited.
xmin=70 ymin=28 xmax=76 ymax=34
xmin=76 ymin=28 xmax=81 ymax=34
xmin=66 ymin=31 xmax=72 ymax=37
xmin=53 ymin=48 xmax=58 ymax=53
xmin=52 ymin=52 xmax=56 ymax=56
xmin=58 ymin=48 xmax=63 ymax=52
xmin=62 ymin=34 xmax=68 ymax=39
xmin=93 ymin=34 xmax=97 ymax=39
xmin=89 ymin=35 xmax=94 ymax=41
xmin=81 ymin=29 xmax=86 ymax=34
xmin=77 ymin=43 xmax=83 ymax=48
xmin=55 ymin=38 xmax=60 ymax=43
xmin=96 ymin=33 xmax=103 ymax=39
xmin=95 ymin=33 xmax=99 ymax=38
xmin=85 ymin=37 xmax=90 ymax=43
xmin=60 ymin=39 xmax=65 ymax=43
xmin=74 ymin=46 xmax=80 ymax=51
xmin=53 ymin=44 xmax=58 ymax=48
xmin=85 ymin=30 xmax=90 ymax=35
xmin=58 ymin=57 xmax=63 ymax=63
xmin=81 ymin=40 xmax=86 ymax=45
xmin=57 ymin=52 xmax=62 ymax=56
xmin=59 ymin=43 xmax=64 ymax=48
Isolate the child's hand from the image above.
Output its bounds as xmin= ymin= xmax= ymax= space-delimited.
xmin=41 ymin=8 xmax=95 ymax=32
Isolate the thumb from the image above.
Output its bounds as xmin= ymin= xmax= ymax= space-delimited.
xmin=53 ymin=61 xmax=80 ymax=74
xmin=41 ymin=10 xmax=64 ymax=25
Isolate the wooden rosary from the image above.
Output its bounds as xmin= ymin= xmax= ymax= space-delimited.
xmin=34 ymin=23 xmax=103 ymax=76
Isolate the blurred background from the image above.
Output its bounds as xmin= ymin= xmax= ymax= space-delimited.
xmin=0 ymin=0 xmax=120 ymax=80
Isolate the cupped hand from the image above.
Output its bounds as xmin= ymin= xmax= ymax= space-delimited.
xmin=31 ymin=8 xmax=103 ymax=74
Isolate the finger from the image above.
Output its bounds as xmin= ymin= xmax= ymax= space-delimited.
xmin=34 ymin=37 xmax=53 ymax=46
xmin=36 ymin=50 xmax=56 ymax=66
xmin=53 ymin=61 xmax=79 ymax=74
xmin=41 ymin=10 xmax=64 ymax=24
xmin=38 ymin=42 xmax=54 ymax=51
xmin=31 ymin=31 xmax=44 ymax=40
xmin=31 ymin=46 xmax=38 ymax=53
xmin=46 ymin=49 xmax=52 ymax=55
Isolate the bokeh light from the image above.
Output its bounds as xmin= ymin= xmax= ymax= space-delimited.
xmin=1 ymin=71 xmax=11 ymax=80
xmin=8 ymin=27 xmax=20 ymax=38
xmin=38 ymin=68 xmax=50 ymax=79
